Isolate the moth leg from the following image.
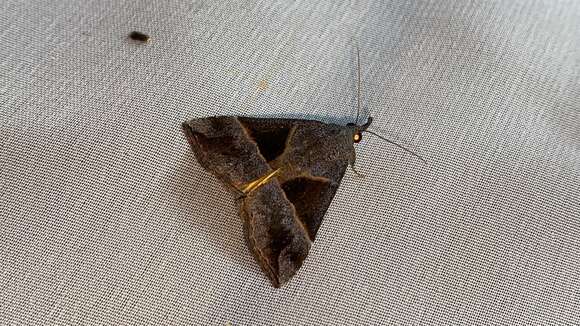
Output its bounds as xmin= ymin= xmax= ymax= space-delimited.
xmin=350 ymin=163 xmax=366 ymax=179
xmin=348 ymin=151 xmax=365 ymax=178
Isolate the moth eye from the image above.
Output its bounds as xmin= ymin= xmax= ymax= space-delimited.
xmin=353 ymin=132 xmax=362 ymax=143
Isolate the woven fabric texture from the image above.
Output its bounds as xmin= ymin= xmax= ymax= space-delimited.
xmin=1 ymin=0 xmax=579 ymax=325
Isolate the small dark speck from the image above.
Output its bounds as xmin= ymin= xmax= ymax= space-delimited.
xmin=129 ymin=31 xmax=150 ymax=43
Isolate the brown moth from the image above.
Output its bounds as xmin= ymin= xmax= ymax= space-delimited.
xmin=181 ymin=50 xmax=423 ymax=287
xmin=182 ymin=116 xmax=371 ymax=287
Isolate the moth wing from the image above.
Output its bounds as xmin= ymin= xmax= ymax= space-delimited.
xmin=181 ymin=116 xmax=272 ymax=192
xmin=233 ymin=116 xmax=355 ymax=238
xmin=240 ymin=181 xmax=311 ymax=287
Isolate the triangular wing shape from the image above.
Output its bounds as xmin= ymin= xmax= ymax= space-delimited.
xmin=182 ymin=116 xmax=355 ymax=287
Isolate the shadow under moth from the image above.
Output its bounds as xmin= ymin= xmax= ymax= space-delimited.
xmin=181 ymin=51 xmax=423 ymax=288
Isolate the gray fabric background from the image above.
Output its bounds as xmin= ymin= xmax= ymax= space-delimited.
xmin=1 ymin=0 xmax=579 ymax=325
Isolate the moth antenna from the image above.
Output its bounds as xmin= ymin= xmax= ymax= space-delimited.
xmin=355 ymin=45 xmax=362 ymax=126
xmin=364 ymin=130 xmax=427 ymax=164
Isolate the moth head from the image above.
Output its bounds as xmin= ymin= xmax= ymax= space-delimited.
xmin=350 ymin=116 xmax=427 ymax=164
xmin=347 ymin=116 xmax=373 ymax=144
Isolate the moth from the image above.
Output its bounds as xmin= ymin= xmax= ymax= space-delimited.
xmin=181 ymin=49 xmax=423 ymax=287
